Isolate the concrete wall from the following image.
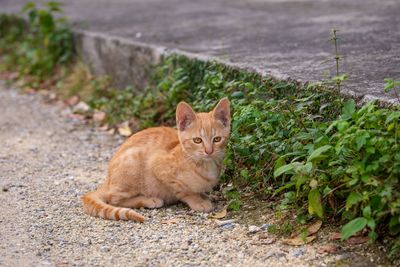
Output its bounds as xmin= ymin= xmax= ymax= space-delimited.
xmin=74 ymin=31 xmax=164 ymax=90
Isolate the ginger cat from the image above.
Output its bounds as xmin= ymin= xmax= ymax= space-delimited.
xmin=82 ymin=98 xmax=231 ymax=222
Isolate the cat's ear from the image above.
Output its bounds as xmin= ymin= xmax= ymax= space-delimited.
xmin=176 ymin=101 xmax=196 ymax=131
xmin=213 ymin=97 xmax=231 ymax=127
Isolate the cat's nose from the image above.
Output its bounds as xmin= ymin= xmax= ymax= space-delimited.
xmin=205 ymin=147 xmax=213 ymax=155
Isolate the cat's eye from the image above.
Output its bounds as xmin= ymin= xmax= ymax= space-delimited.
xmin=193 ymin=137 xmax=203 ymax=144
xmin=213 ymin=137 xmax=222 ymax=142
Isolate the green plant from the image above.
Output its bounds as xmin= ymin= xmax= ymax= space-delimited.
xmin=384 ymin=78 xmax=400 ymax=104
xmin=275 ymin=99 xmax=400 ymax=255
xmin=329 ymin=28 xmax=347 ymax=94
xmin=266 ymin=222 xmax=295 ymax=237
xmin=267 ymin=224 xmax=278 ymax=234
xmin=223 ymin=187 xmax=243 ymax=211
xmin=0 ymin=1 xmax=73 ymax=81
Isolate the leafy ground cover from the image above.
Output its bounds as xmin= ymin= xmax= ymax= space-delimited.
xmin=1 ymin=1 xmax=399 ymax=259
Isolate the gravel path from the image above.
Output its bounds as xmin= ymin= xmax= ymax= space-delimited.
xmin=0 ymin=84 xmax=391 ymax=267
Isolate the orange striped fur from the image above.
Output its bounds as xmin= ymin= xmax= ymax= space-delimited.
xmin=82 ymin=98 xmax=231 ymax=222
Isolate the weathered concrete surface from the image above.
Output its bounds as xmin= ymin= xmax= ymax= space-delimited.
xmin=73 ymin=31 xmax=164 ymax=90
xmin=1 ymin=0 xmax=400 ymax=102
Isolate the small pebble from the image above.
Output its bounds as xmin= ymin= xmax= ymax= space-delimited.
xmin=292 ymin=248 xmax=306 ymax=258
xmin=221 ymin=223 xmax=235 ymax=230
xmin=72 ymin=101 xmax=90 ymax=114
xmin=100 ymin=246 xmax=110 ymax=252
xmin=266 ymin=251 xmax=286 ymax=259
xmin=216 ymin=219 xmax=237 ymax=226
xmin=248 ymin=225 xmax=260 ymax=233
xmin=260 ymin=223 xmax=270 ymax=230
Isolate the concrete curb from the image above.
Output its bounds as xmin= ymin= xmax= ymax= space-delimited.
xmin=74 ymin=30 xmax=397 ymax=106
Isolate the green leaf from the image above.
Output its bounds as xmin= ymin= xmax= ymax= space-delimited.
xmin=341 ymin=217 xmax=367 ymax=240
xmin=325 ymin=121 xmax=338 ymax=134
xmin=240 ymin=169 xmax=249 ymax=179
xmin=302 ymin=162 xmax=313 ymax=175
xmin=39 ymin=11 xmax=54 ymax=32
xmin=367 ymin=218 xmax=376 ymax=230
xmin=348 ymin=178 xmax=359 ymax=186
xmin=342 ymin=99 xmax=356 ymax=118
xmin=244 ymin=82 xmax=254 ymax=90
xmin=337 ymin=121 xmax=349 ymax=132
xmin=274 ymin=156 xmax=286 ymax=172
xmin=231 ymin=91 xmax=244 ymax=98
xmin=384 ymin=78 xmax=394 ymax=92
xmin=274 ymin=164 xmax=294 ymax=178
xmin=47 ymin=1 xmax=63 ymax=12
xmin=308 ymin=188 xmax=323 ymax=218
xmin=363 ymin=206 xmax=371 ymax=218
xmin=389 ymin=216 xmax=400 ymax=235
xmin=385 ymin=111 xmax=400 ymax=125
xmin=345 ymin=192 xmax=363 ymax=210
xmin=368 ymin=231 xmax=378 ymax=241
xmin=307 ymin=145 xmax=332 ymax=162
xmin=295 ymin=175 xmax=307 ymax=192
xmin=22 ymin=2 xmax=36 ymax=13
xmin=332 ymin=74 xmax=348 ymax=83
xmin=275 ymin=182 xmax=296 ymax=195
xmin=227 ymin=199 xmax=242 ymax=211
xmin=355 ymin=131 xmax=370 ymax=151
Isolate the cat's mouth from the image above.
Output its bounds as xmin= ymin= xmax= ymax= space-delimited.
xmin=201 ymin=153 xmax=221 ymax=161
xmin=193 ymin=153 xmax=214 ymax=161
xmin=193 ymin=151 xmax=223 ymax=161
xmin=200 ymin=151 xmax=224 ymax=160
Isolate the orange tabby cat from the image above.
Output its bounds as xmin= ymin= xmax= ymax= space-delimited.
xmin=82 ymin=98 xmax=231 ymax=222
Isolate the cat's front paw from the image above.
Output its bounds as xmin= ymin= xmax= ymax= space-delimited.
xmin=189 ymin=200 xmax=214 ymax=213
xmin=145 ymin=198 xmax=164 ymax=209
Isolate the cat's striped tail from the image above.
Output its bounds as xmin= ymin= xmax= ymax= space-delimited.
xmin=82 ymin=192 xmax=145 ymax=222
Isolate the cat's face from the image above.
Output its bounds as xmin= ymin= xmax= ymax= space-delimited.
xmin=176 ymin=98 xmax=231 ymax=160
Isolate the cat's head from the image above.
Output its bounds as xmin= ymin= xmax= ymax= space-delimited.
xmin=176 ymin=98 xmax=231 ymax=160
